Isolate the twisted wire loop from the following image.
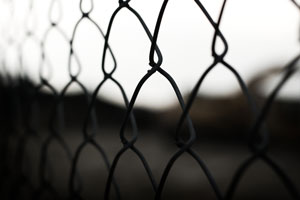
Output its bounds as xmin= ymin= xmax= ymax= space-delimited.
xmin=101 ymin=1 xmax=170 ymax=198
xmin=0 ymin=0 xmax=300 ymax=199
xmin=225 ymin=1 xmax=300 ymax=199
xmin=66 ymin=0 xmax=121 ymax=199
xmin=31 ymin=0 xmax=76 ymax=199
xmin=225 ymin=54 xmax=300 ymax=198
xmin=66 ymin=0 xmax=158 ymax=199
xmin=152 ymin=0 xmax=299 ymax=199
xmin=149 ymin=1 xmax=229 ymax=199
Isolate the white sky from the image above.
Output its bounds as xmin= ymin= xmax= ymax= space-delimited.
xmin=0 ymin=0 xmax=299 ymax=109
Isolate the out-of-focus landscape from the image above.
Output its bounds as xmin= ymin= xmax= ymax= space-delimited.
xmin=0 ymin=73 xmax=299 ymax=200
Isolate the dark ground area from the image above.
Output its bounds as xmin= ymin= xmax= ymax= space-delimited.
xmin=0 ymin=77 xmax=299 ymax=200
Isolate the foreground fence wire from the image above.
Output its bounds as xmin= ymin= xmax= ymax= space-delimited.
xmin=0 ymin=0 xmax=300 ymax=199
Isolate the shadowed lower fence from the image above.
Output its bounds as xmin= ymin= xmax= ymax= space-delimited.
xmin=0 ymin=0 xmax=300 ymax=199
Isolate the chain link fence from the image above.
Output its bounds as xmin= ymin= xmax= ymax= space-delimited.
xmin=0 ymin=0 xmax=300 ymax=199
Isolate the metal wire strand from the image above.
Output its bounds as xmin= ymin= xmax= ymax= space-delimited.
xmin=0 ymin=0 xmax=299 ymax=200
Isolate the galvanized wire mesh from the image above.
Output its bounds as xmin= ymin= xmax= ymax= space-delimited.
xmin=0 ymin=0 xmax=300 ymax=199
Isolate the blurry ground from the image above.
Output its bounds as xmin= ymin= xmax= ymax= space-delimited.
xmin=5 ymin=127 xmax=300 ymax=200
xmin=1 ymin=78 xmax=300 ymax=200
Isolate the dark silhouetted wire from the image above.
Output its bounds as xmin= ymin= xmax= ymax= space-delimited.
xmin=0 ymin=0 xmax=299 ymax=200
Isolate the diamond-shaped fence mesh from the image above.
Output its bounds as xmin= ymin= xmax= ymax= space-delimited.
xmin=0 ymin=0 xmax=300 ymax=200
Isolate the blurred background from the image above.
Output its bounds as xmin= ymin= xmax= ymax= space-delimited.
xmin=0 ymin=0 xmax=300 ymax=199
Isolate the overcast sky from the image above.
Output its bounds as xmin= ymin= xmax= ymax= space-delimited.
xmin=0 ymin=0 xmax=299 ymax=109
